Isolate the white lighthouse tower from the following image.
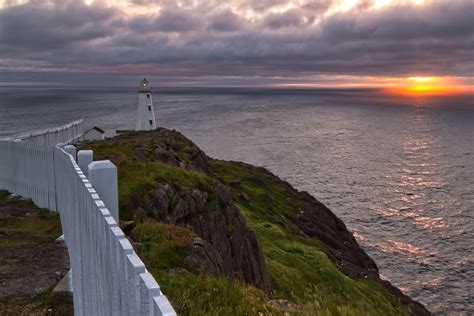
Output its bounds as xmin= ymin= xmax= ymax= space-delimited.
xmin=136 ymin=78 xmax=157 ymax=131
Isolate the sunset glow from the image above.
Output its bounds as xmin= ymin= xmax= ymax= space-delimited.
xmin=0 ymin=0 xmax=472 ymax=91
xmin=276 ymin=75 xmax=472 ymax=96
xmin=408 ymin=77 xmax=434 ymax=82
xmin=384 ymin=76 xmax=472 ymax=96
xmin=405 ymin=77 xmax=444 ymax=94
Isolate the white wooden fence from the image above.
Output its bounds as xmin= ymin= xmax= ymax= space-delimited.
xmin=0 ymin=118 xmax=85 ymax=146
xmin=0 ymin=121 xmax=176 ymax=316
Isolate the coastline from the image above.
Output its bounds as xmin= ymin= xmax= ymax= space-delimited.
xmin=79 ymin=128 xmax=430 ymax=315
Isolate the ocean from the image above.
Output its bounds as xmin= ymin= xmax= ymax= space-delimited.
xmin=0 ymin=86 xmax=472 ymax=314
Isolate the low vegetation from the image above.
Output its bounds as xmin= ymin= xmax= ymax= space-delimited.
xmin=80 ymin=131 xmax=410 ymax=315
xmin=0 ymin=192 xmax=62 ymax=245
xmin=0 ymin=190 xmax=72 ymax=315
xmin=210 ymin=161 xmax=407 ymax=315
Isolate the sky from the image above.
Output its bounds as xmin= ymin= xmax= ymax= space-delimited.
xmin=0 ymin=0 xmax=473 ymax=89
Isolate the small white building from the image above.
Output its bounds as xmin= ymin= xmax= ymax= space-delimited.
xmin=82 ymin=127 xmax=105 ymax=141
xmin=136 ymin=78 xmax=157 ymax=131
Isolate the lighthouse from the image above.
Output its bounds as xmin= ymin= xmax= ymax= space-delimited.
xmin=136 ymin=78 xmax=157 ymax=131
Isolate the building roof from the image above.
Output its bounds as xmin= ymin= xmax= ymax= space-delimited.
xmin=85 ymin=126 xmax=105 ymax=134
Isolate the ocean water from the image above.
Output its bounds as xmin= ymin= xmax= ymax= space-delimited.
xmin=0 ymin=86 xmax=473 ymax=314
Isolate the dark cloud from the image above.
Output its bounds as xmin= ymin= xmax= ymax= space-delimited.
xmin=0 ymin=0 xmax=472 ymax=81
xmin=208 ymin=11 xmax=242 ymax=32
xmin=321 ymin=2 xmax=474 ymax=41
xmin=129 ymin=9 xmax=203 ymax=33
xmin=154 ymin=10 xmax=203 ymax=33
xmin=263 ymin=9 xmax=306 ymax=29
xmin=0 ymin=0 xmax=116 ymax=51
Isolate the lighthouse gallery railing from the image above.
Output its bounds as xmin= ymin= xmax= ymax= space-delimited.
xmin=0 ymin=120 xmax=175 ymax=316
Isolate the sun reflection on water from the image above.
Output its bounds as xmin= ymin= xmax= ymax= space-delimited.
xmin=361 ymin=107 xmax=469 ymax=309
xmin=398 ymin=276 xmax=445 ymax=293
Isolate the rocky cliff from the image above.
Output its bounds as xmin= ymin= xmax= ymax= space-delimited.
xmin=138 ymin=181 xmax=271 ymax=291
xmin=79 ymin=128 xmax=429 ymax=315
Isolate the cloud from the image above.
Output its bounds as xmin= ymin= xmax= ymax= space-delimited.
xmin=0 ymin=0 xmax=117 ymax=51
xmin=263 ymin=9 xmax=306 ymax=29
xmin=129 ymin=9 xmax=203 ymax=33
xmin=321 ymin=2 xmax=474 ymax=41
xmin=154 ymin=10 xmax=203 ymax=32
xmin=208 ymin=10 xmax=242 ymax=32
xmin=0 ymin=0 xmax=472 ymax=81
xmin=242 ymin=0 xmax=289 ymax=12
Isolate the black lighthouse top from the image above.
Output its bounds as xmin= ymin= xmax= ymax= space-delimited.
xmin=139 ymin=78 xmax=151 ymax=92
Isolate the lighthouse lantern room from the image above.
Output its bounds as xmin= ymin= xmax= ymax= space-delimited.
xmin=136 ymin=78 xmax=157 ymax=131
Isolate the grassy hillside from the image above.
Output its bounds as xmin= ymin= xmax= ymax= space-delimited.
xmin=210 ymin=160 xmax=407 ymax=315
xmin=81 ymin=130 xmax=411 ymax=316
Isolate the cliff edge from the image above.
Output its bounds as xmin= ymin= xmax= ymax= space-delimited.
xmin=79 ymin=128 xmax=429 ymax=315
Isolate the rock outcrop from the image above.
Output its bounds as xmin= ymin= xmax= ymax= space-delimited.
xmin=80 ymin=129 xmax=430 ymax=315
xmin=82 ymin=129 xmax=271 ymax=291
xmin=295 ymin=191 xmax=429 ymax=315
xmin=143 ymin=181 xmax=271 ymax=291
xmin=224 ymin=160 xmax=430 ymax=316
xmin=296 ymin=191 xmax=379 ymax=279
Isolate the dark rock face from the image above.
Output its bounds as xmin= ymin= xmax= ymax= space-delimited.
xmin=145 ymin=183 xmax=271 ymax=292
xmin=80 ymin=129 xmax=271 ymax=291
xmin=226 ymin=160 xmax=430 ymax=315
xmin=184 ymin=238 xmax=224 ymax=276
xmin=291 ymin=189 xmax=429 ymax=315
xmin=295 ymin=191 xmax=379 ymax=280
xmin=155 ymin=147 xmax=178 ymax=166
xmin=82 ymin=129 xmax=429 ymax=314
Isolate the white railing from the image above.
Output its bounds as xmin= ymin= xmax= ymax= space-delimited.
xmin=0 ymin=141 xmax=57 ymax=210
xmin=0 ymin=121 xmax=176 ymax=316
xmin=0 ymin=119 xmax=84 ymax=146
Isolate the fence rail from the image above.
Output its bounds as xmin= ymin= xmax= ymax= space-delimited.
xmin=0 ymin=119 xmax=84 ymax=146
xmin=0 ymin=141 xmax=57 ymax=210
xmin=0 ymin=120 xmax=175 ymax=316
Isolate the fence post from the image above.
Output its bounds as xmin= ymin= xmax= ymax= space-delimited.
xmin=139 ymin=272 xmax=161 ymax=315
xmin=88 ymin=160 xmax=119 ymax=221
xmin=77 ymin=150 xmax=93 ymax=177
xmin=64 ymin=145 xmax=77 ymax=161
xmin=153 ymin=295 xmax=176 ymax=316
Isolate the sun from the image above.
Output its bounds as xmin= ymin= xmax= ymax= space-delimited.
xmin=405 ymin=77 xmax=438 ymax=93
xmin=404 ymin=77 xmax=446 ymax=94
xmin=384 ymin=76 xmax=469 ymax=96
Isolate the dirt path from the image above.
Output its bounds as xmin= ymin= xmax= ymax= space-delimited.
xmin=0 ymin=191 xmax=73 ymax=315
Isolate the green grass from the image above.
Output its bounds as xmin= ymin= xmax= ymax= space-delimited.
xmin=4 ymin=209 xmax=62 ymax=241
xmin=0 ymin=190 xmax=10 ymax=203
xmin=80 ymin=135 xmax=409 ymax=315
xmin=152 ymin=272 xmax=277 ymax=316
xmin=132 ymin=221 xmax=278 ymax=315
xmin=132 ymin=222 xmax=196 ymax=270
xmin=210 ymin=159 xmax=408 ymax=315
xmin=81 ymin=142 xmax=215 ymax=220
xmin=0 ymin=195 xmax=72 ymax=314
xmin=0 ymin=198 xmax=62 ymax=245
xmin=118 ymin=162 xmax=215 ymax=220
